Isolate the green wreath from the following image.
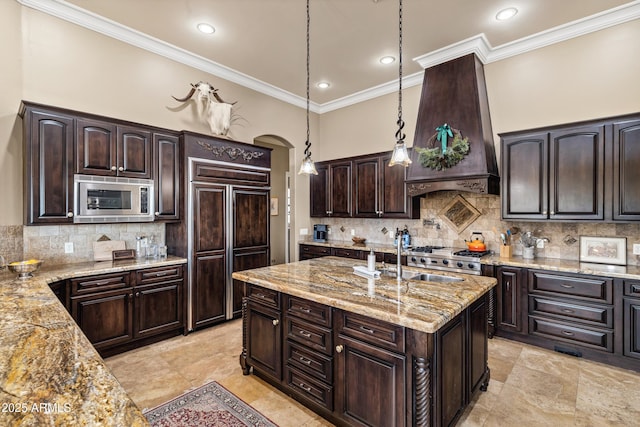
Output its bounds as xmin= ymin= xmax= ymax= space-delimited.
xmin=415 ymin=126 xmax=470 ymax=170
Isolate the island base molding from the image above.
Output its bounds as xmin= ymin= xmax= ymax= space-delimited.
xmin=238 ymin=284 xmax=490 ymax=427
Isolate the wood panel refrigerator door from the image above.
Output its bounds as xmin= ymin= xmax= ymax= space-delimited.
xmin=192 ymin=183 xmax=227 ymax=329
xmin=232 ymin=187 xmax=270 ymax=318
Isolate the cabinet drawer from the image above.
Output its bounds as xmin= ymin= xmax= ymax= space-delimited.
xmin=624 ymin=280 xmax=640 ymax=297
xmin=330 ymin=247 xmax=362 ymax=259
xmin=136 ymin=265 xmax=183 ymax=285
xmin=246 ymin=285 xmax=280 ymax=309
xmin=528 ymin=271 xmax=613 ymax=304
xmin=528 ymin=296 xmax=613 ymax=328
xmin=285 ymin=340 xmax=333 ymax=383
xmin=285 ymin=316 xmax=333 ymax=356
xmin=528 ymin=316 xmax=613 ymax=352
xmin=285 ymin=366 xmax=334 ymax=411
xmin=338 ymin=310 xmax=405 ymax=353
xmin=71 ymin=272 xmax=131 ymax=295
xmin=300 ymin=244 xmax=331 ymax=256
xmin=286 ymin=296 xmax=332 ymax=328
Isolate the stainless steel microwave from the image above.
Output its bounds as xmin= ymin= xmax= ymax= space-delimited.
xmin=74 ymin=175 xmax=155 ymax=223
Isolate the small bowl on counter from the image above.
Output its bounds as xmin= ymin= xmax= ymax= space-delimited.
xmin=352 ymin=236 xmax=366 ymax=246
xmin=7 ymin=259 xmax=43 ymax=279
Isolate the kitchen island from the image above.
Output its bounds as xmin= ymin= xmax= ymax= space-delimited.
xmin=0 ymin=256 xmax=186 ymax=426
xmin=233 ymin=256 xmax=497 ymax=427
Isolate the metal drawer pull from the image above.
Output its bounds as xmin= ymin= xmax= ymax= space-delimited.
xmin=561 ymin=330 xmax=574 ymax=336
xmin=561 ymin=309 xmax=574 ymax=314
xmin=299 ymin=383 xmax=312 ymax=393
xmin=155 ymin=272 xmax=169 ymax=277
xmin=560 ymin=284 xmax=574 ymax=289
xmin=272 ymin=319 xmax=279 ymax=326
xmin=336 ymin=345 xmax=344 ymax=353
xmin=255 ymin=293 xmax=266 ymax=299
xmin=299 ymin=330 xmax=312 ymax=338
xmin=94 ymin=280 xmax=115 ymax=286
xmin=298 ymin=306 xmax=312 ymax=313
xmin=359 ymin=325 xmax=375 ymax=334
xmin=632 ymin=285 xmax=640 ymax=293
xmin=299 ymin=356 xmax=312 ymax=365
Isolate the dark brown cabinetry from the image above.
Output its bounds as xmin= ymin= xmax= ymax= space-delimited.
xmin=22 ymin=107 xmax=75 ymax=224
xmin=501 ymin=124 xmax=605 ymax=220
xmin=496 ymin=266 xmax=524 ymax=333
xmin=241 ymin=283 xmax=490 ymax=426
xmin=153 ymin=132 xmax=180 ymax=220
xmin=299 ymin=244 xmax=331 ymax=260
xmin=501 ymin=113 xmax=640 ymax=222
xmin=623 ymin=280 xmax=640 ymax=360
xmin=310 ymin=160 xmax=352 ymax=217
xmin=353 ymin=152 xmax=420 ymax=219
xmin=76 ymin=118 xmax=152 ymax=179
xmin=67 ymin=265 xmax=184 ymax=356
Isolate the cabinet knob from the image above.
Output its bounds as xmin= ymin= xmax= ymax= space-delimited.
xmin=335 ymin=344 xmax=344 ymax=353
xmin=542 ymin=211 xmax=547 ymax=215
xmin=550 ymin=211 xmax=555 ymax=215
xmin=118 ymin=166 xmax=124 ymax=172
xmin=155 ymin=212 xmax=160 ymax=216
xmin=111 ymin=166 xmax=117 ymax=171
xmin=272 ymin=319 xmax=279 ymax=326
xmin=67 ymin=212 xmax=74 ymax=218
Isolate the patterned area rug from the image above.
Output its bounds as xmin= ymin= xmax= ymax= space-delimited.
xmin=144 ymin=381 xmax=278 ymax=427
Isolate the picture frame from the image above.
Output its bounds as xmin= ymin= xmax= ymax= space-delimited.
xmin=579 ymin=236 xmax=627 ymax=266
xmin=437 ymin=194 xmax=481 ymax=233
xmin=270 ymin=197 xmax=278 ymax=216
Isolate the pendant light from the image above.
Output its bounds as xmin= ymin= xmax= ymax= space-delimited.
xmin=388 ymin=0 xmax=412 ymax=167
xmin=298 ymin=0 xmax=318 ymax=175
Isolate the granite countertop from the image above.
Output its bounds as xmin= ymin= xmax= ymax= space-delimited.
xmin=300 ymin=240 xmax=640 ymax=280
xmin=0 ymin=256 xmax=187 ymax=426
xmin=232 ymin=256 xmax=496 ymax=334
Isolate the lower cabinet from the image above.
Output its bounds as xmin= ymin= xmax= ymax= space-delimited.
xmin=299 ymin=244 xmax=331 ymax=260
xmin=496 ymin=266 xmax=524 ymax=334
xmin=623 ymin=280 xmax=640 ymax=360
xmin=240 ymin=283 xmax=490 ymax=427
xmin=68 ymin=264 xmax=185 ymax=356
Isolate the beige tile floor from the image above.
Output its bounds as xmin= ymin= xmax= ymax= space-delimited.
xmin=105 ymin=319 xmax=640 ymax=426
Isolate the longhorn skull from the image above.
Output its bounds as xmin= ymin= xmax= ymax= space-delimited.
xmin=172 ymin=81 xmax=236 ymax=136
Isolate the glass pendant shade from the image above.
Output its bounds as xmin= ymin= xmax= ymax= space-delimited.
xmin=298 ymin=156 xmax=318 ymax=175
xmin=388 ymin=141 xmax=412 ymax=167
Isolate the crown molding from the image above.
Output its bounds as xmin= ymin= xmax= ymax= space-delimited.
xmin=17 ymin=0 xmax=640 ymax=113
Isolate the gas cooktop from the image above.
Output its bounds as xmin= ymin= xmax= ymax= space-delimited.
xmin=405 ymin=246 xmax=492 ymax=275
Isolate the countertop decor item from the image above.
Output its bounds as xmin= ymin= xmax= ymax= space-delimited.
xmin=7 ymin=259 xmax=43 ymax=279
xmin=352 ymin=236 xmax=366 ymax=245
xmin=579 ymin=236 xmax=627 ymax=266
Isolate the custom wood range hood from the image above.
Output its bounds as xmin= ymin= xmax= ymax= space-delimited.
xmin=406 ymin=53 xmax=500 ymax=195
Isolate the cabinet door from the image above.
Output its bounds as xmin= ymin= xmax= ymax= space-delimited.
xmin=549 ymin=124 xmax=604 ymax=220
xmin=353 ymin=156 xmax=380 ymax=217
xmin=310 ymin=163 xmax=329 ymax=217
xmin=613 ymin=117 xmax=640 ymax=220
xmin=496 ymin=266 xmax=523 ymax=333
xmin=71 ymin=288 xmax=134 ymax=351
xmin=193 ymin=254 xmax=227 ymax=328
xmin=436 ymin=312 xmax=466 ymax=427
xmin=501 ymin=132 xmax=548 ymax=219
xmin=624 ymin=299 xmax=640 ymax=359
xmin=24 ymin=109 xmax=75 ymax=224
xmin=76 ymin=118 xmax=117 ymax=176
xmin=329 ymin=161 xmax=352 ymax=217
xmin=135 ymin=281 xmax=183 ymax=338
xmin=117 ymin=125 xmax=151 ymax=178
xmin=153 ymin=132 xmax=180 ymax=220
xmin=468 ymin=295 xmax=488 ymax=395
xmin=334 ymin=334 xmax=406 ymax=427
xmin=246 ymin=301 xmax=282 ymax=380
xmin=380 ymin=152 xmax=420 ymax=219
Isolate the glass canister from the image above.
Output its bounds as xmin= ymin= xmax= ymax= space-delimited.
xmin=146 ymin=236 xmax=158 ymax=259
xmin=135 ymin=236 xmax=148 ymax=259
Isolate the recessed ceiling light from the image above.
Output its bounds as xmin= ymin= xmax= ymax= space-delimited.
xmin=317 ymin=82 xmax=330 ymax=89
xmin=495 ymin=7 xmax=518 ymax=21
xmin=380 ymin=56 xmax=396 ymax=65
xmin=197 ymin=23 xmax=215 ymax=34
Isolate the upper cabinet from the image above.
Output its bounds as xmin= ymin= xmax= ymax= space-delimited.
xmin=76 ymin=118 xmax=152 ymax=179
xmin=311 ymin=151 xmax=419 ymax=219
xmin=501 ymin=113 xmax=639 ymax=222
xmin=22 ymin=106 xmax=75 ymax=224
xmin=153 ymin=132 xmax=180 ymax=221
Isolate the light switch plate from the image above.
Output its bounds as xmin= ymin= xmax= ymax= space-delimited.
xmin=64 ymin=242 xmax=74 ymax=254
xmin=351 ymin=229 xmax=355 ymax=236
xmin=536 ymin=240 xmax=545 ymax=249
xmin=300 ymin=228 xmax=308 ymax=236
xmin=633 ymin=244 xmax=640 ymax=255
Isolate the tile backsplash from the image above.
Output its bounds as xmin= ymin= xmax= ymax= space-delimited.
xmin=310 ymin=191 xmax=640 ymax=266
xmin=0 ymin=223 xmax=165 ymax=264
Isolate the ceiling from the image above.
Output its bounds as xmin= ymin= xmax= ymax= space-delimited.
xmin=24 ymin=0 xmax=639 ymax=110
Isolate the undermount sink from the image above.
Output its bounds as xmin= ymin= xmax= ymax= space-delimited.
xmin=407 ymin=273 xmax=463 ymax=283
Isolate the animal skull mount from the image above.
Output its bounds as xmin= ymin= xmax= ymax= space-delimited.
xmin=172 ymin=81 xmax=237 ymax=136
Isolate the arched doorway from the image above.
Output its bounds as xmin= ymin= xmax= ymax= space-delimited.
xmin=254 ymin=135 xmax=293 ymax=265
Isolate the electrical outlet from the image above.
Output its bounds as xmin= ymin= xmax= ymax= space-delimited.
xmin=633 ymin=244 xmax=640 ymax=255
xmin=536 ymin=239 xmax=545 ymax=249
xmin=64 ymin=242 xmax=74 ymax=254
xmin=300 ymin=228 xmax=308 ymax=235
xmin=351 ymin=229 xmax=355 ymax=236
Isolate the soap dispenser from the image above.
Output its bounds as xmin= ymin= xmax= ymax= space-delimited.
xmin=367 ymin=249 xmax=376 ymax=272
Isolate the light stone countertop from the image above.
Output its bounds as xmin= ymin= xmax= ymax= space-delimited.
xmin=0 ymin=256 xmax=187 ymax=426
xmin=300 ymin=240 xmax=640 ymax=280
xmin=232 ymin=256 xmax=497 ymax=334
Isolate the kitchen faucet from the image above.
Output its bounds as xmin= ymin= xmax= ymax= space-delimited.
xmin=395 ymin=229 xmax=403 ymax=282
